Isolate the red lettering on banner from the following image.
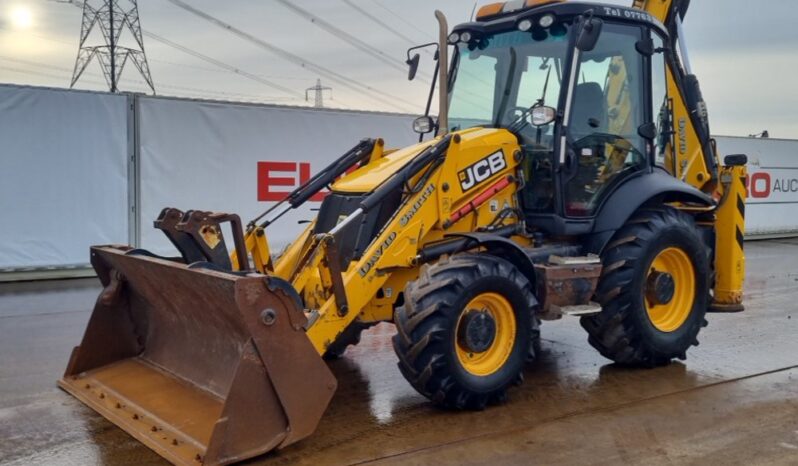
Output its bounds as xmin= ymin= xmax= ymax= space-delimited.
xmin=258 ymin=161 xmax=333 ymax=202
xmin=257 ymin=161 xmax=296 ymax=201
xmin=749 ymin=172 xmax=771 ymax=199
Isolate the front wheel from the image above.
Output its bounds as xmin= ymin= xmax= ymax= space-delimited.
xmin=581 ymin=207 xmax=710 ymax=367
xmin=393 ymin=254 xmax=538 ymax=410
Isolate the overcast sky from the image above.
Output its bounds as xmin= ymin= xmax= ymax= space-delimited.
xmin=0 ymin=0 xmax=796 ymax=138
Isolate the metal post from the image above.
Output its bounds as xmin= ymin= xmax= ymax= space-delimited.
xmin=109 ymin=0 xmax=116 ymax=92
xmin=126 ymin=94 xmax=140 ymax=247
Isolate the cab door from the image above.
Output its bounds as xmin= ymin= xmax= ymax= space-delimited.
xmin=561 ymin=23 xmax=650 ymax=218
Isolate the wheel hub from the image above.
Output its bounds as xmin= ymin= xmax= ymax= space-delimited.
xmin=457 ymin=310 xmax=496 ymax=353
xmin=647 ymin=271 xmax=676 ymax=305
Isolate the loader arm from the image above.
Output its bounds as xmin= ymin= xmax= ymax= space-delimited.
xmin=304 ymin=129 xmax=526 ymax=354
xmin=304 ymin=135 xmax=453 ymax=353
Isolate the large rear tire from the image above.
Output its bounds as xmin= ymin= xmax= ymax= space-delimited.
xmin=581 ymin=207 xmax=710 ymax=367
xmin=393 ymin=254 xmax=538 ymax=410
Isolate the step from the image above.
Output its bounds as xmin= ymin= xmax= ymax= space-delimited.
xmin=554 ymin=302 xmax=603 ymax=317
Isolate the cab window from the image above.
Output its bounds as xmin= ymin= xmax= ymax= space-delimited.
xmin=564 ymin=24 xmax=647 ymax=217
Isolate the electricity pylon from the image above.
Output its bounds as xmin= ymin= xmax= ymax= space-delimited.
xmin=70 ymin=0 xmax=155 ymax=93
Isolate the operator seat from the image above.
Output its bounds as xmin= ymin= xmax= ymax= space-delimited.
xmin=570 ymin=82 xmax=607 ymax=137
xmin=566 ymin=82 xmax=608 ymax=216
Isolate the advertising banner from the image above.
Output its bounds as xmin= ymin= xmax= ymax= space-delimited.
xmin=137 ymin=96 xmax=417 ymax=255
xmin=2 ymin=84 xmax=796 ymax=278
xmin=716 ymin=136 xmax=798 ymax=237
xmin=0 ymin=85 xmax=129 ymax=271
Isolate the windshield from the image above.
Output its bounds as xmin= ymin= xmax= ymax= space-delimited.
xmin=448 ymin=24 xmax=571 ymax=133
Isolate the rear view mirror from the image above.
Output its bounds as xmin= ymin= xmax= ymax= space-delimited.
xmin=531 ymin=106 xmax=556 ymax=126
xmin=406 ymin=53 xmax=421 ymax=81
xmin=724 ymin=154 xmax=748 ymax=167
xmin=576 ymin=16 xmax=603 ymax=52
xmin=413 ymin=115 xmax=435 ymax=134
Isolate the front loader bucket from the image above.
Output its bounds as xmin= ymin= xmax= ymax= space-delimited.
xmin=58 ymin=246 xmax=336 ymax=465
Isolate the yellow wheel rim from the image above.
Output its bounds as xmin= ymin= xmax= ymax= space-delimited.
xmin=455 ymin=292 xmax=516 ymax=376
xmin=645 ymin=247 xmax=696 ymax=333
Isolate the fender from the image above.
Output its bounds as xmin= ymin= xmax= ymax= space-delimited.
xmin=445 ymin=232 xmax=538 ymax=290
xmin=587 ymin=169 xmax=714 ymax=254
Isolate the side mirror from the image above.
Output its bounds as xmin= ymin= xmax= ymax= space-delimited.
xmin=576 ymin=16 xmax=603 ymax=52
xmin=531 ymin=106 xmax=556 ymax=127
xmin=413 ymin=115 xmax=435 ymax=134
xmin=724 ymin=154 xmax=748 ymax=167
xmin=406 ymin=54 xmax=421 ymax=81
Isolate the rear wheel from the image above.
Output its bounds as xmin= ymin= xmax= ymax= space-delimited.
xmin=581 ymin=207 xmax=709 ymax=367
xmin=393 ymin=254 xmax=538 ymax=410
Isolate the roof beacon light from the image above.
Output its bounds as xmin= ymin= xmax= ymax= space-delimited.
xmin=539 ymin=14 xmax=555 ymax=28
xmin=518 ymin=19 xmax=533 ymax=31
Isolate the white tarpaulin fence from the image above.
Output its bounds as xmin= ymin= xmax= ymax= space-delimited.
xmin=0 ymin=85 xmax=129 ymax=272
xmin=716 ymin=136 xmax=798 ymax=237
xmin=137 ymin=96 xmax=417 ymax=256
xmin=1 ymin=84 xmax=796 ymax=278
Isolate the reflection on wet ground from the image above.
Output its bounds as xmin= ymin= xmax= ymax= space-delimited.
xmin=1 ymin=239 xmax=797 ymax=465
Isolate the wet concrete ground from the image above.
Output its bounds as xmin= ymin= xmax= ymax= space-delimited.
xmin=1 ymin=239 xmax=797 ymax=465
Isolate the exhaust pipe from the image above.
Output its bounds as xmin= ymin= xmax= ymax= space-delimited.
xmin=435 ymin=10 xmax=449 ymax=135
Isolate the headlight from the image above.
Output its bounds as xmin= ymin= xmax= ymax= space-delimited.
xmin=447 ymin=32 xmax=460 ymax=45
xmin=460 ymin=31 xmax=472 ymax=43
xmin=518 ymin=19 xmax=533 ymax=32
xmin=539 ymin=14 xmax=555 ymax=28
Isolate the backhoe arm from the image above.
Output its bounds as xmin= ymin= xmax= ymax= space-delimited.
xmin=634 ymin=0 xmax=745 ymax=310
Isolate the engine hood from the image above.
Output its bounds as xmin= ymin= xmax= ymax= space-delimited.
xmin=332 ymin=128 xmax=506 ymax=194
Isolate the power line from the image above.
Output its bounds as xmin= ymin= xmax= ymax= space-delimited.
xmin=340 ymin=0 xmax=423 ymax=47
xmin=0 ymin=56 xmax=303 ymax=104
xmin=148 ymin=59 xmax=302 ymax=81
xmin=0 ymin=24 xmax=306 ymax=84
xmin=164 ymin=0 xmax=420 ymax=113
xmin=142 ymin=31 xmax=306 ymax=100
xmin=368 ymin=0 xmax=435 ymax=41
xmin=2 ymin=65 xmax=110 ymax=87
xmin=274 ymin=0 xmax=415 ymax=77
xmin=0 ymin=55 xmax=86 ymax=75
xmin=61 ymin=1 xmax=307 ymax=102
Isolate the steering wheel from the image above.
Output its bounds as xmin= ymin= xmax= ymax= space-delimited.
xmin=571 ymin=132 xmax=644 ymax=186
xmin=573 ymin=132 xmax=644 ymax=159
xmin=504 ymin=106 xmax=532 ymax=127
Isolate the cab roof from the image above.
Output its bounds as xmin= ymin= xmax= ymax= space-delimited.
xmin=476 ymin=0 xmax=565 ymax=22
xmin=455 ymin=1 xmax=667 ymax=37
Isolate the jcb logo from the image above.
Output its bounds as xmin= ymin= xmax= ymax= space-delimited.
xmin=458 ymin=151 xmax=507 ymax=192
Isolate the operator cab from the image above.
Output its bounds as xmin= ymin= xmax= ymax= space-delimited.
xmin=437 ymin=1 xmax=678 ymax=236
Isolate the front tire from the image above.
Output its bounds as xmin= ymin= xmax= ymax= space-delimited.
xmin=393 ymin=254 xmax=538 ymax=410
xmin=581 ymin=207 xmax=710 ymax=367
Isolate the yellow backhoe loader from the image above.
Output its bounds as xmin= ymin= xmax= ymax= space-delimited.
xmin=59 ymin=0 xmax=748 ymax=464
